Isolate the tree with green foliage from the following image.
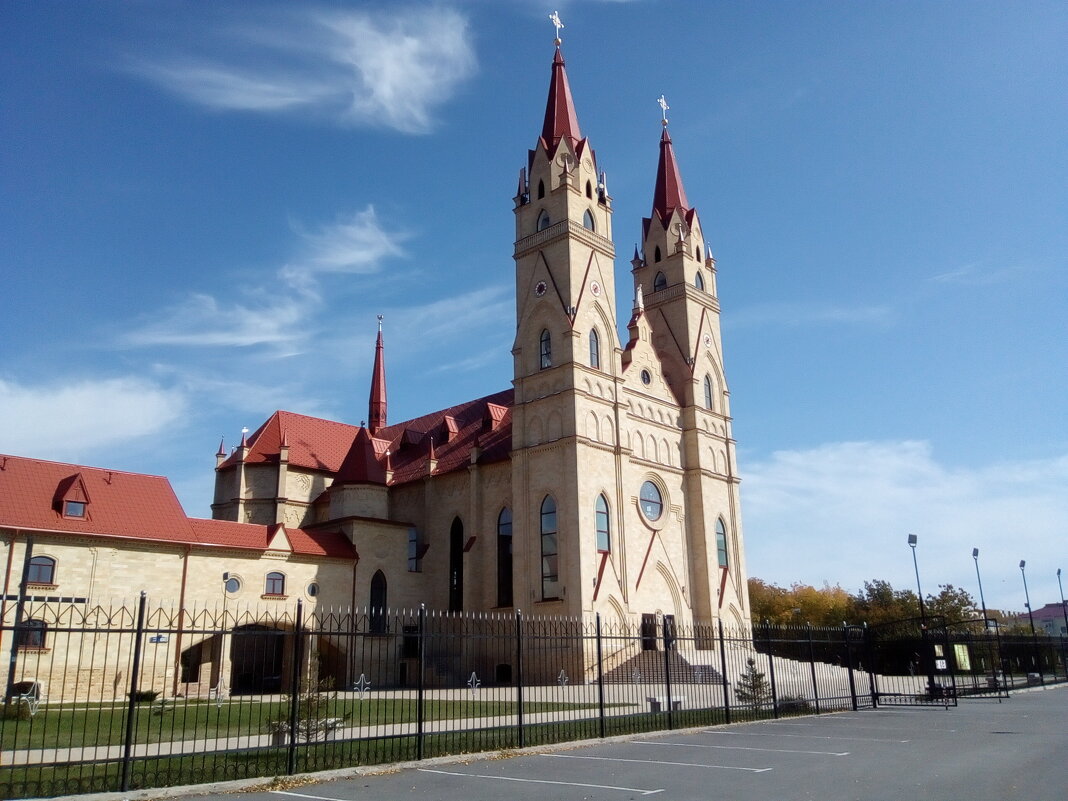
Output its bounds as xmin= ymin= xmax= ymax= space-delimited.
xmin=735 ymin=657 xmax=772 ymax=710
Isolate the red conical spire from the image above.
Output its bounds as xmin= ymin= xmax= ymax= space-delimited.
xmin=541 ymin=47 xmax=582 ymax=151
xmin=368 ymin=315 xmax=387 ymax=435
xmin=652 ymin=126 xmax=690 ymax=221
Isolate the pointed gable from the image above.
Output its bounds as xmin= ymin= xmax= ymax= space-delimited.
xmin=266 ymin=523 xmax=293 ymax=552
xmin=53 ymin=473 xmax=91 ymax=517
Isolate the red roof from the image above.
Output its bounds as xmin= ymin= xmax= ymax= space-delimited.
xmin=0 ymin=454 xmax=354 ymax=559
xmin=335 ymin=426 xmax=387 ymax=485
xmin=189 ymin=518 xmax=355 ymax=559
xmin=219 ymin=411 xmax=361 ymax=472
xmin=0 ymin=454 xmax=196 ymax=544
xmin=375 ymin=389 xmax=513 ymax=485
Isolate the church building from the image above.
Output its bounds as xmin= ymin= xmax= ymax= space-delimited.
xmin=212 ymin=33 xmax=751 ymax=633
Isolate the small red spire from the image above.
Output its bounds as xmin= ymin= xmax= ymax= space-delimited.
xmin=541 ymin=47 xmax=582 ymax=151
xmin=652 ymin=126 xmax=690 ymax=221
xmin=368 ymin=316 xmax=387 ymax=435
xmin=216 ymin=437 xmax=226 ymax=457
xmin=280 ymin=428 xmax=289 ymax=449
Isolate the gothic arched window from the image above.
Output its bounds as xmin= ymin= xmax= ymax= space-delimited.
xmin=540 ymin=496 xmax=559 ymax=599
xmin=537 ymin=210 xmax=551 ymax=231
xmin=654 ymin=246 xmax=662 ymax=263
xmin=537 ymin=179 xmax=545 ymax=199
xmin=582 ymin=209 xmax=595 ymax=231
xmin=653 ymin=272 xmax=667 ymax=292
xmin=589 ymin=328 xmax=600 ymax=369
xmin=370 ymin=570 xmax=388 ymax=633
xmin=703 ymin=374 xmax=714 ymax=410
xmin=585 ymin=180 xmax=593 ymax=199
xmin=539 ymin=329 xmax=552 ymax=369
xmin=595 ymin=494 xmax=611 ymax=553
xmin=716 ymin=519 xmax=729 ymax=568
xmin=497 ymin=507 xmax=513 ymax=607
xmin=695 ymin=271 xmax=705 ymax=291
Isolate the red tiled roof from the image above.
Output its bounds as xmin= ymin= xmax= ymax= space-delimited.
xmin=219 ymin=411 xmax=361 ymax=472
xmin=0 ymin=454 xmax=196 ymax=543
xmin=189 ymin=518 xmax=355 ymax=559
xmin=0 ymin=454 xmax=355 ymax=560
xmin=335 ymin=427 xmax=387 ymax=485
xmin=376 ymin=389 xmax=513 ymax=485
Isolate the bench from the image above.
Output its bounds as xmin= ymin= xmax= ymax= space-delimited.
xmin=647 ymin=696 xmax=684 ymax=712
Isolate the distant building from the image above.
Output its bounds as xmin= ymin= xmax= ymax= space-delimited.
xmin=1017 ymin=603 xmax=1068 ymax=637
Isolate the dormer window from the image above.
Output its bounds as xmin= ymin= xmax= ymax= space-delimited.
xmin=64 ymin=501 xmax=86 ymax=518
xmin=537 ymin=210 xmax=551 ymax=231
xmin=582 ymin=209 xmax=595 ymax=231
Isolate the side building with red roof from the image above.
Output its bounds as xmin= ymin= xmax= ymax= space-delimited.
xmin=0 ymin=454 xmax=357 ymax=700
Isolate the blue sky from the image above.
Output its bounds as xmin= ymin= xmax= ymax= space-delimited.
xmin=2 ymin=1 xmax=1066 ymax=613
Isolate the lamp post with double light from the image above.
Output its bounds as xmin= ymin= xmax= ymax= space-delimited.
xmin=1020 ymin=560 xmax=1042 ymax=682
xmin=972 ymin=548 xmax=989 ymax=626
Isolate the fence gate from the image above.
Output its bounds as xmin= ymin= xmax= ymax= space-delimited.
xmin=866 ymin=615 xmax=957 ymax=708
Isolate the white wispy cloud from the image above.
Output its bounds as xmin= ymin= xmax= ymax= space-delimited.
xmin=726 ymin=301 xmax=893 ymax=328
xmin=0 ymin=377 xmax=186 ymax=459
xmin=125 ymin=206 xmax=406 ymax=354
xmin=132 ymin=6 xmax=476 ymax=133
xmin=928 ymin=261 xmax=1029 ymax=286
xmin=742 ymin=440 xmax=1068 ymax=612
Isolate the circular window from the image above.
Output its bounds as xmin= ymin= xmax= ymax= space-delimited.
xmin=640 ymin=369 xmax=651 ymax=385
xmin=639 ymin=481 xmax=663 ymax=522
xmin=224 ymin=577 xmax=241 ymax=594
xmin=535 ymin=280 xmax=547 ymax=297
xmin=307 ymin=582 xmax=320 ymax=598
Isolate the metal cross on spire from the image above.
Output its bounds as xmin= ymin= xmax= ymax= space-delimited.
xmin=658 ymin=94 xmax=670 ymax=126
xmin=377 ymin=313 xmax=383 ymax=332
xmin=549 ymin=10 xmax=564 ymax=44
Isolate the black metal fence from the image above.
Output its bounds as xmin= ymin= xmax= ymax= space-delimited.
xmin=2 ymin=597 xmax=1066 ymax=799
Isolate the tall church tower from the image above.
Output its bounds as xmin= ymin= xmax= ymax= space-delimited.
xmin=510 ymin=27 xmax=621 ymax=614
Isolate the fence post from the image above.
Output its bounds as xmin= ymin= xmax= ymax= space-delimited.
xmin=763 ymin=620 xmax=779 ymax=719
xmin=807 ymin=624 xmax=821 ymax=714
xmin=864 ymin=623 xmax=878 ymax=708
xmin=717 ymin=620 xmax=731 ymax=725
xmin=595 ymin=613 xmax=606 ymax=739
xmin=515 ymin=609 xmax=524 ymax=748
xmin=286 ymin=598 xmax=304 ymax=776
xmin=417 ymin=604 xmax=426 ymax=759
xmin=662 ymin=615 xmax=674 ymax=729
xmin=843 ymin=624 xmax=858 ymax=711
xmin=120 ymin=591 xmax=148 ymax=792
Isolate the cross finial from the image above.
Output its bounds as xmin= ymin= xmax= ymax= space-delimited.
xmin=549 ymin=10 xmax=564 ymax=44
xmin=377 ymin=313 xmax=383 ymax=332
xmin=657 ymin=94 xmax=670 ymax=126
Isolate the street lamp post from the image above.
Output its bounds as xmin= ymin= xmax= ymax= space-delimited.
xmin=908 ymin=534 xmax=926 ymax=623
xmin=972 ymin=548 xmax=989 ymax=626
xmin=1058 ymin=568 xmax=1068 ymax=638
xmin=1020 ymin=560 xmax=1042 ymax=682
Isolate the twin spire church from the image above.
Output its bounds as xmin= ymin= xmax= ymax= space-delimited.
xmin=211 ymin=32 xmax=751 ymax=629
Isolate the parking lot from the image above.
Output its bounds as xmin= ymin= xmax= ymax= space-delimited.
xmin=90 ymin=685 xmax=1068 ymax=801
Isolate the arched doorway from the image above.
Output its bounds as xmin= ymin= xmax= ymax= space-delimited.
xmin=449 ymin=517 xmax=464 ymax=612
xmin=230 ymin=624 xmax=286 ymax=695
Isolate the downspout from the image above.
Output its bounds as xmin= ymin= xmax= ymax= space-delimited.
xmin=171 ymin=545 xmax=191 ymax=696
xmin=0 ymin=531 xmax=18 ymax=677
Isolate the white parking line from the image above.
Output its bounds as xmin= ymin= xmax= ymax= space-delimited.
xmin=417 ymin=767 xmax=664 ymax=795
xmin=764 ymin=720 xmax=957 ymax=733
xmin=707 ymin=730 xmax=908 ymax=743
xmin=633 ymin=740 xmax=848 ymax=756
xmin=271 ymin=792 xmax=350 ymax=801
xmin=541 ymin=753 xmax=772 ymax=773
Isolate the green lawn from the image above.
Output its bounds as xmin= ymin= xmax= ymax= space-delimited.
xmin=0 ymin=697 xmax=610 ymax=750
